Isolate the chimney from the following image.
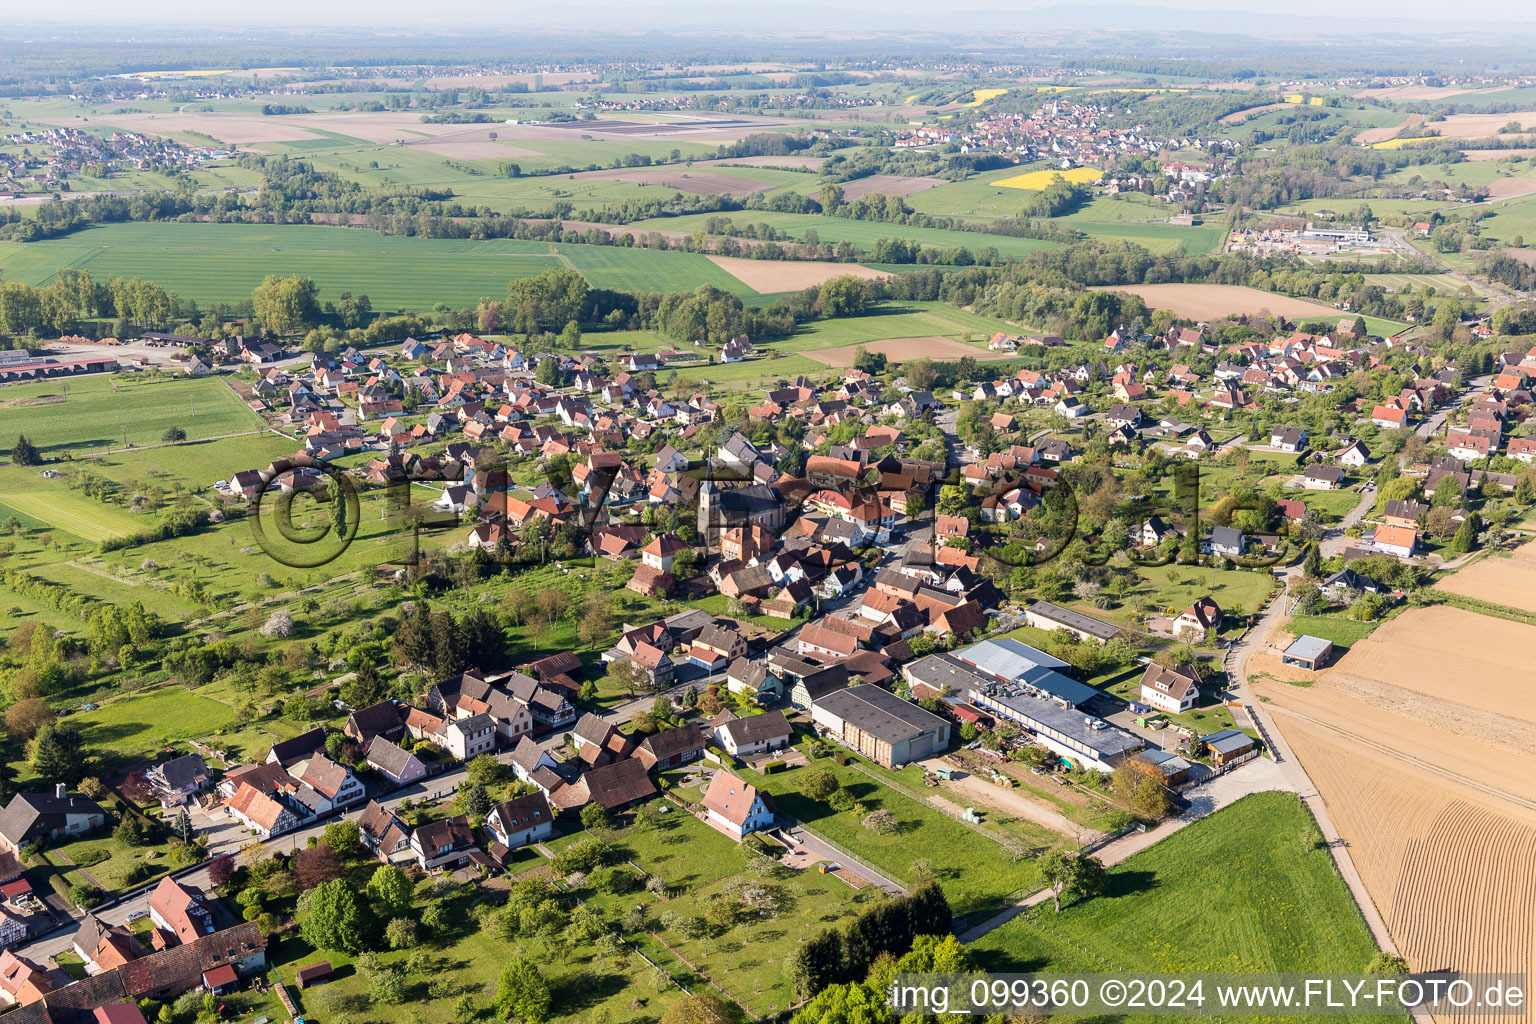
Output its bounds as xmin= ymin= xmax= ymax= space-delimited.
xmin=55 ymin=783 xmax=67 ymax=799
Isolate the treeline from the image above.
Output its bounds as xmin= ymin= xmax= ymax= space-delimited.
xmin=789 ymin=882 xmax=952 ymax=998
xmin=1213 ymin=140 xmax=1467 ymax=210
xmin=97 ymin=506 xmax=210 ymax=553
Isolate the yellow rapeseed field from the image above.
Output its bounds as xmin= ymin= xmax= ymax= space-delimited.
xmin=992 ymin=167 xmax=1103 ymax=190
xmin=1369 ymin=137 xmax=1438 ymax=150
xmin=958 ymin=88 xmax=1009 ymax=107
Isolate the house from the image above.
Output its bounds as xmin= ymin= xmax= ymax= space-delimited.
xmin=1303 ymin=465 xmax=1345 ymax=491
xmin=0 ymin=950 xmax=54 ymax=1005
xmin=411 ymin=816 xmax=476 ymax=871
xmin=1371 ymin=405 xmax=1408 ymax=429
xmin=0 ymin=908 xmax=23 ymax=954
xmin=1336 ymin=440 xmax=1370 ymax=467
xmin=485 ymin=793 xmax=554 ymax=850
xmin=0 ymin=786 xmax=107 ymax=854
xmin=1364 ymin=524 xmax=1418 ymax=559
xmin=1138 ymin=663 xmax=1200 ymax=713
xmin=435 ymin=714 xmax=497 ymax=761
xmin=1128 ymin=749 xmax=1193 ymax=788
xmin=1281 ymin=635 xmax=1334 ymax=671
xmin=226 ymin=783 xmax=301 ymax=839
xmin=1321 ymin=568 xmax=1385 ymax=598
xmin=364 ymin=736 xmax=428 ymax=787
xmin=577 ymin=757 xmax=657 ymax=812
xmin=635 ymin=725 xmax=706 ymax=772
xmin=266 ymin=728 xmax=327 ymax=767
xmin=701 ymin=772 xmax=777 ymax=840
xmin=1382 ymin=499 xmax=1426 ymax=529
xmin=147 ymin=878 xmax=216 ymax=946
xmin=571 ymin=713 xmax=632 ymax=768
xmin=345 ymin=700 xmax=407 ymax=745
xmin=146 ymin=754 xmax=210 ymax=808
xmin=357 ymin=800 xmax=413 ymax=863
xmin=716 ymin=709 xmax=793 ymax=757
xmin=810 ymin=684 xmax=951 ymax=768
xmin=1447 ymin=430 xmax=1494 ymax=461
xmin=1269 ymin=427 xmax=1307 ymax=452
xmin=289 ymin=754 xmax=366 ymax=812
xmin=1276 ymin=498 xmax=1307 ymax=523
xmin=1105 ymin=404 xmax=1142 ymax=430
xmin=1172 ymin=597 xmax=1223 ymax=639
xmin=1202 ymin=728 xmax=1259 ymax=766
xmin=72 ymin=914 xmax=142 ymax=974
xmin=641 ymin=534 xmax=687 ymax=573
xmin=1204 ymin=525 xmax=1246 ymax=560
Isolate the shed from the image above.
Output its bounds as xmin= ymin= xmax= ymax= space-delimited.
xmin=295 ymin=962 xmax=334 ymax=989
xmin=1281 ymin=635 xmax=1334 ymax=671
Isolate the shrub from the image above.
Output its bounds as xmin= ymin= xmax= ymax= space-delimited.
xmin=385 ymin=917 xmax=417 ymax=949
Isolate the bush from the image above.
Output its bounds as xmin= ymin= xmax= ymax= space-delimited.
xmin=68 ymin=881 xmax=101 ymax=908
xmin=385 ymin=917 xmax=418 ymax=949
xmin=589 ymin=865 xmax=636 ymax=895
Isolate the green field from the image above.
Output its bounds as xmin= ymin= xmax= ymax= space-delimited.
xmin=555 ymin=242 xmax=758 ymax=297
xmin=969 ymin=791 xmax=1383 ymax=1019
xmin=0 ymin=373 xmax=266 ymax=458
xmin=72 ymin=683 xmax=239 ymax=757
xmin=1282 ymin=614 xmax=1381 ymax=651
xmin=630 ymin=210 xmax=1062 ymax=260
xmin=0 ymin=487 xmax=145 ymax=542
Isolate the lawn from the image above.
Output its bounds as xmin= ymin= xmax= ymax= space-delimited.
xmin=735 ymin=748 xmax=1053 ymax=922
xmin=71 ymin=683 xmax=239 ymax=760
xmin=1116 ymin=563 xmax=1278 ymax=624
xmin=1282 ymin=614 xmax=1380 ymax=651
xmin=0 ymin=373 xmax=267 ymax=458
xmin=968 ymin=791 xmax=1383 ymax=1022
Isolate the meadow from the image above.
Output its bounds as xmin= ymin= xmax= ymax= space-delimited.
xmin=969 ymin=791 xmax=1384 ymax=1018
xmin=0 ymin=373 xmax=267 ymax=457
xmin=628 ymin=210 xmax=1062 ymax=259
xmin=71 ymin=683 xmax=239 ymax=759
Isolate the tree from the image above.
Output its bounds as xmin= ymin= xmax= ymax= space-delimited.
xmin=1037 ymin=851 xmax=1106 ymax=912
xmin=494 ymin=958 xmax=551 ymax=1024
xmin=294 ymin=845 xmax=344 ymax=890
xmin=605 ymin=657 xmax=647 ymax=698
xmin=251 ymin=275 xmax=320 ymax=335
xmin=322 ymin=819 xmax=361 ymax=855
xmin=1451 ymin=513 xmax=1479 ymax=555
xmin=5 ymin=698 xmax=53 ymax=740
xmin=329 ymin=470 xmax=348 ymax=539
xmin=580 ymin=803 xmax=611 ymax=833
xmin=455 ymin=781 xmax=491 ymax=818
xmin=534 ymin=356 xmax=563 ymax=387
xmin=801 ymin=769 xmax=840 ymax=802
xmin=559 ymin=320 xmax=582 ymax=350
xmin=28 ymin=724 xmax=87 ymax=785
xmin=11 ymin=435 xmax=40 ymax=467
xmin=366 ymin=865 xmax=413 ymax=920
xmin=385 ymin=917 xmax=418 ymax=949
xmin=207 ymin=854 xmax=235 ymax=891
xmin=160 ymin=426 xmax=186 ymax=443
xmin=302 ymin=878 xmax=370 ymax=953
xmin=1303 ymin=543 xmax=1322 ymax=578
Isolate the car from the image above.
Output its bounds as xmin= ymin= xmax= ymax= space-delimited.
xmin=125 ymin=909 xmax=149 ymax=923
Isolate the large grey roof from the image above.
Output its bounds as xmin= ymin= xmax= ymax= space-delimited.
xmin=812 ymin=684 xmax=947 ymax=744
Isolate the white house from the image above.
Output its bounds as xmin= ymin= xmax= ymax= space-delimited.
xmin=435 ymin=714 xmax=497 ymax=760
xmin=1138 ymin=663 xmax=1200 ymax=713
xmin=715 ymin=710 xmax=793 ymax=757
xmin=701 ymin=771 xmax=777 ymax=840
xmin=486 ymin=794 xmax=554 ymax=851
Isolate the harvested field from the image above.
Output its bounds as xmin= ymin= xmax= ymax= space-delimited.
xmin=1436 ymin=540 xmax=1536 ymax=611
xmin=1486 ymin=176 xmax=1536 ymax=199
xmin=1089 ymin=283 xmax=1345 ymax=321
xmin=838 ymin=174 xmax=949 ymax=201
xmin=1354 ymin=84 xmax=1509 ymax=101
xmin=1354 ymin=113 xmax=1425 ymax=144
xmin=1279 ymin=716 xmax=1536 ymax=1019
xmin=1252 ymin=602 xmax=1536 ymax=1017
xmin=1503 ymin=247 xmax=1536 ymax=265
xmin=705 ymin=256 xmax=889 ymax=293
xmin=71 ymin=110 xmax=457 ymax=146
xmin=1464 ymin=148 xmax=1536 ymax=160
xmin=417 ymin=71 xmax=597 ymax=89
xmin=1217 ymin=102 xmax=1290 ymax=123
xmin=565 ymin=167 xmax=776 ymax=196
xmin=1416 ymin=111 xmax=1536 ymax=139
xmin=804 ymin=335 xmax=1003 ymax=367
xmin=403 ymin=128 xmax=544 ymax=159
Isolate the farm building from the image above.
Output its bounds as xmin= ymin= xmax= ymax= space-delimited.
xmin=1023 ymin=601 xmax=1121 ymax=644
xmin=949 ymin=637 xmax=1099 ymax=705
xmin=810 ymin=684 xmax=951 ymax=768
xmin=1281 ymin=635 xmax=1334 ymax=671
xmin=1128 ymin=748 xmax=1193 ymax=787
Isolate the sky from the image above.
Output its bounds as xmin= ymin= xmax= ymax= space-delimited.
xmin=2 ymin=0 xmax=1534 ymax=28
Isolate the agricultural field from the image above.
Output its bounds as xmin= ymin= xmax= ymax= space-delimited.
xmin=555 ymin=243 xmax=758 ymax=297
xmin=1090 ymin=283 xmax=1405 ymax=334
xmin=627 ymin=210 xmax=1062 ymax=260
xmin=704 ymin=255 xmax=889 ymax=293
xmin=0 ymin=483 xmax=146 ymax=543
xmin=969 ymin=792 xmax=1386 ymax=1011
xmin=1435 ymin=538 xmax=1536 ymax=611
xmin=0 ymin=373 xmax=267 ymax=458
xmin=991 ymin=167 xmax=1103 ymax=190
xmin=1249 ymin=600 xmax=1536 ymax=994
xmin=804 ymin=335 xmax=1006 ymax=368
